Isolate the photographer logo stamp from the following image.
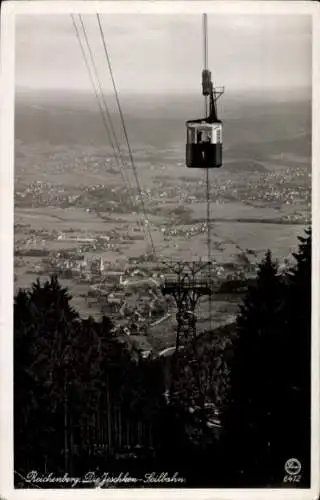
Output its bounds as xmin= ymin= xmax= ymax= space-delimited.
xmin=283 ymin=458 xmax=302 ymax=484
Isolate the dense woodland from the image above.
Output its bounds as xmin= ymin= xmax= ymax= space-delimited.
xmin=14 ymin=228 xmax=311 ymax=488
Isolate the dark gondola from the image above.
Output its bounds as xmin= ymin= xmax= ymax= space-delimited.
xmin=186 ymin=69 xmax=224 ymax=169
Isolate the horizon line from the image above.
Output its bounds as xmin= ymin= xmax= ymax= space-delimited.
xmin=15 ymin=85 xmax=312 ymax=96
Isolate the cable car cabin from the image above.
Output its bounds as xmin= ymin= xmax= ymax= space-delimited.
xmin=186 ymin=119 xmax=222 ymax=168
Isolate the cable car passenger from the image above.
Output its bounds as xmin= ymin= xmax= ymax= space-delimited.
xmin=202 ymin=129 xmax=212 ymax=143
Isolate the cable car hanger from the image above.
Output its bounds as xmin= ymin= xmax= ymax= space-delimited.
xmin=186 ymin=14 xmax=225 ymax=169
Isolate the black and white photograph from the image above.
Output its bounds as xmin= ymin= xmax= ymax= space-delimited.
xmin=1 ymin=0 xmax=319 ymax=497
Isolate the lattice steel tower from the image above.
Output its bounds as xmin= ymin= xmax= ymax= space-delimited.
xmin=160 ymin=261 xmax=213 ymax=351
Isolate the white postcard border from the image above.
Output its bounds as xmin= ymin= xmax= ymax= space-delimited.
xmin=1 ymin=2 xmax=319 ymax=500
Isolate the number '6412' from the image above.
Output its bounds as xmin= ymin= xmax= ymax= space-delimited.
xmin=283 ymin=475 xmax=301 ymax=483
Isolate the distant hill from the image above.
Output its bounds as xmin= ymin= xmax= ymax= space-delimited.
xmin=15 ymin=91 xmax=311 ymax=162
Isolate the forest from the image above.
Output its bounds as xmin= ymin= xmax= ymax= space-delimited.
xmin=14 ymin=228 xmax=311 ymax=488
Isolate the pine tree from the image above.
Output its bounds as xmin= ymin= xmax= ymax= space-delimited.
xmin=15 ymin=274 xmax=171 ymax=477
xmin=221 ymin=250 xmax=285 ymax=485
xmin=14 ymin=276 xmax=80 ymax=474
xmin=221 ymin=231 xmax=312 ymax=486
xmin=275 ymin=227 xmax=311 ymax=485
xmin=14 ymin=289 xmax=39 ymax=470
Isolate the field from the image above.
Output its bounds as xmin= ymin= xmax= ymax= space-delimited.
xmin=14 ymin=90 xmax=311 ymax=331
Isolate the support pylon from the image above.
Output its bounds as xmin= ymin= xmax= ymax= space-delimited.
xmin=160 ymin=260 xmax=213 ymax=348
xmin=160 ymin=260 xmax=213 ymax=395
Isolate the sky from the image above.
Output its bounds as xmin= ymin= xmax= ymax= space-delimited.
xmin=15 ymin=14 xmax=312 ymax=95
